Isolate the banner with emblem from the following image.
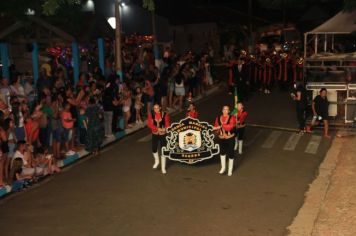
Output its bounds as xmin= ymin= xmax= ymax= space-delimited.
xmin=162 ymin=117 xmax=219 ymax=164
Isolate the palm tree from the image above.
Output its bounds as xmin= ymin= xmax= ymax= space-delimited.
xmin=143 ymin=0 xmax=160 ymax=65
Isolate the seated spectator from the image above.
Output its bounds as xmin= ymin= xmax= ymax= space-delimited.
xmin=9 ymin=158 xmax=33 ymax=184
xmin=34 ymin=147 xmax=60 ymax=175
xmin=12 ymin=141 xmax=36 ymax=178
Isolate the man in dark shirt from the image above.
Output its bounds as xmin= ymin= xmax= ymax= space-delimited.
xmin=102 ymin=77 xmax=117 ymax=138
xmin=292 ymin=81 xmax=308 ymax=133
xmin=306 ymin=88 xmax=330 ymax=138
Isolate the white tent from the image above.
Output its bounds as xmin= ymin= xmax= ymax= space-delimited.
xmin=304 ymin=10 xmax=356 ymax=56
xmin=307 ymin=10 xmax=356 ymax=34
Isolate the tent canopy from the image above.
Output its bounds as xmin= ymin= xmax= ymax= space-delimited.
xmin=307 ymin=10 xmax=356 ymax=34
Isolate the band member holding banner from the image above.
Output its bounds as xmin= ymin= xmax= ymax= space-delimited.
xmin=147 ymin=103 xmax=171 ymax=174
xmin=214 ymin=106 xmax=236 ymax=176
xmin=186 ymin=103 xmax=199 ymax=119
xmin=233 ymin=102 xmax=248 ymax=154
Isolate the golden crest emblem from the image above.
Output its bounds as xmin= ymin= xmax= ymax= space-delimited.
xmin=184 ymin=132 xmax=197 ymax=146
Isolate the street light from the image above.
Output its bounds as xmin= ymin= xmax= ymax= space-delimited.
xmin=107 ymin=2 xmax=128 ymax=29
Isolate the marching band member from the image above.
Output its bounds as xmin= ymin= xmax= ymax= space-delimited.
xmin=228 ymin=55 xmax=239 ymax=94
xmin=213 ymin=106 xmax=236 ymax=176
xmin=263 ymin=57 xmax=273 ymax=94
xmin=234 ymin=102 xmax=248 ymax=154
xmin=186 ymin=103 xmax=199 ymax=119
xmin=147 ymin=103 xmax=170 ymax=174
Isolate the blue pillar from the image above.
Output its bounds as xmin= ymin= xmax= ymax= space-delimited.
xmin=32 ymin=43 xmax=39 ymax=84
xmin=154 ymin=44 xmax=160 ymax=60
xmin=98 ymin=38 xmax=105 ymax=76
xmin=72 ymin=42 xmax=79 ymax=85
xmin=0 ymin=43 xmax=10 ymax=80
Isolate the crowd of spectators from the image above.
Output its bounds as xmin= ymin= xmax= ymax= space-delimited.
xmin=0 ymin=43 xmax=216 ymax=188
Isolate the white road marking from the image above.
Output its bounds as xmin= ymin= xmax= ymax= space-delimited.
xmin=262 ymin=131 xmax=282 ymax=149
xmin=305 ymin=135 xmax=322 ymax=154
xmin=245 ymin=130 xmax=263 ymax=147
xmin=283 ymin=133 xmax=302 ymax=151
xmin=138 ymin=134 xmax=152 ymax=142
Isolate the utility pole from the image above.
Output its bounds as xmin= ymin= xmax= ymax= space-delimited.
xmin=115 ymin=0 xmax=123 ymax=80
xmin=248 ymin=0 xmax=253 ymax=53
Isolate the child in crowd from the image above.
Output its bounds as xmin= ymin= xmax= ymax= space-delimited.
xmin=134 ymin=87 xmax=144 ymax=124
xmin=122 ymin=87 xmax=132 ymax=129
xmin=61 ymin=103 xmax=76 ymax=156
xmin=186 ymin=103 xmax=199 ymax=119
xmin=78 ymin=107 xmax=88 ymax=145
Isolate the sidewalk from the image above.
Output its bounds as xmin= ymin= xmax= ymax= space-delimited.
xmin=288 ymin=134 xmax=356 ymax=236
xmin=0 ymin=85 xmax=221 ymax=199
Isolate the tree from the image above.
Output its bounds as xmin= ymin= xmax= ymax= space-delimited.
xmin=0 ymin=0 xmax=82 ymax=16
xmin=42 ymin=0 xmax=82 ymax=15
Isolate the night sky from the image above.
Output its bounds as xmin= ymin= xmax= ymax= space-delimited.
xmin=95 ymin=0 xmax=343 ymax=26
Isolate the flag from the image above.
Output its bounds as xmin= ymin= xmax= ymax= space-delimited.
xmin=230 ymin=87 xmax=238 ymax=115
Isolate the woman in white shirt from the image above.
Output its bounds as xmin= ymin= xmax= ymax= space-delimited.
xmin=10 ymin=76 xmax=26 ymax=101
xmin=173 ymin=73 xmax=185 ymax=111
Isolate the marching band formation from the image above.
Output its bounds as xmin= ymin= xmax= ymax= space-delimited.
xmin=147 ymin=101 xmax=248 ymax=176
xmin=228 ymin=49 xmax=304 ymax=98
xmin=146 ymin=49 xmax=305 ymax=176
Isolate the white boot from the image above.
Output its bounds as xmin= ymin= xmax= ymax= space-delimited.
xmin=161 ymin=155 xmax=167 ymax=174
xmin=228 ymin=159 xmax=234 ymax=176
xmin=219 ymin=155 xmax=226 ymax=174
xmin=234 ymin=137 xmax=238 ymax=151
xmin=238 ymin=140 xmax=243 ymax=154
xmin=152 ymin=152 xmax=159 ymax=169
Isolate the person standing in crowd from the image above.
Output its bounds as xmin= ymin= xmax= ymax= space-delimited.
xmin=0 ymin=119 xmax=9 ymax=182
xmin=173 ymin=72 xmax=185 ymax=111
xmin=85 ymin=97 xmax=104 ymax=156
xmin=291 ymin=81 xmax=308 ymax=134
xmin=0 ymin=78 xmax=11 ymax=107
xmin=229 ymin=56 xmax=248 ymax=101
xmin=143 ymin=77 xmax=155 ymax=113
xmin=233 ymin=102 xmax=248 ymax=154
xmin=102 ymin=78 xmax=116 ymax=138
xmin=37 ymin=67 xmax=53 ymax=92
xmin=10 ymin=76 xmax=26 ymax=102
xmin=12 ymin=102 xmax=26 ymax=141
xmin=51 ymin=97 xmax=62 ymax=159
xmin=78 ymin=107 xmax=88 ymax=145
xmin=186 ymin=103 xmax=199 ymax=119
xmin=25 ymin=104 xmax=41 ymax=149
xmin=61 ymin=103 xmax=76 ymax=156
xmin=147 ymin=103 xmax=170 ymax=174
xmin=167 ymin=65 xmax=178 ymax=110
xmin=213 ymin=105 xmax=236 ymax=176
xmin=122 ymin=85 xmax=132 ymax=129
xmin=306 ymin=88 xmax=331 ymax=138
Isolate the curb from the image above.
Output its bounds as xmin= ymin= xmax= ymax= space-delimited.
xmin=287 ymin=136 xmax=345 ymax=235
xmin=0 ymin=85 xmax=221 ymax=199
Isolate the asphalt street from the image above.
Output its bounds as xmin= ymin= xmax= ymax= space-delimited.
xmin=0 ymin=89 xmax=332 ymax=236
